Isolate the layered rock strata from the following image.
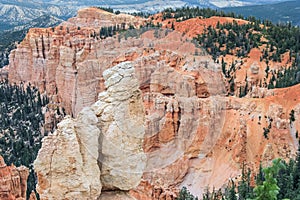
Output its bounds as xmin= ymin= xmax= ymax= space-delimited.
xmin=6 ymin=8 xmax=300 ymax=199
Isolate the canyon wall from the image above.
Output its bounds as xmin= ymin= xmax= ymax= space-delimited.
xmin=7 ymin=7 xmax=146 ymax=116
xmin=6 ymin=8 xmax=300 ymax=199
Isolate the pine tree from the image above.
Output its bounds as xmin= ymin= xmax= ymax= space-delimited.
xmin=177 ymin=187 xmax=198 ymax=200
xmin=290 ymin=110 xmax=296 ymax=124
xmin=250 ymin=158 xmax=285 ymax=200
xmin=228 ymin=180 xmax=237 ymax=200
xmin=293 ymin=142 xmax=300 ymax=195
xmin=238 ymin=163 xmax=252 ymax=200
xmin=256 ymin=163 xmax=265 ymax=185
xmin=221 ymin=57 xmax=226 ymax=76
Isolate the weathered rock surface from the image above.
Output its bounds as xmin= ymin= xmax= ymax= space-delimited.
xmin=0 ymin=156 xmax=29 ymax=200
xmin=7 ymin=8 xmax=216 ymax=117
xmin=93 ymin=62 xmax=146 ymax=190
xmin=34 ymin=113 xmax=102 ymax=200
xmin=7 ymin=7 xmax=300 ymax=199
xmin=34 ymin=62 xmax=146 ymax=199
xmin=99 ymin=191 xmax=136 ymax=200
xmin=7 ymin=8 xmax=146 ymax=116
xmin=0 ymin=66 xmax=9 ymax=81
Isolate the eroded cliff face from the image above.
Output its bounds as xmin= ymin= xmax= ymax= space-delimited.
xmin=8 ymin=7 xmax=220 ymax=117
xmin=34 ymin=62 xmax=146 ymax=199
xmin=7 ymin=7 xmax=146 ymax=116
xmin=177 ymin=90 xmax=300 ymax=196
xmin=7 ymin=7 xmax=300 ymax=199
xmin=0 ymin=156 xmax=29 ymax=200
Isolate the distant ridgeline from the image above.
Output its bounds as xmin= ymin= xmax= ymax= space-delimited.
xmin=222 ymin=0 xmax=300 ymax=27
xmin=0 ymin=80 xmax=64 ymax=198
xmin=95 ymin=6 xmax=151 ymax=17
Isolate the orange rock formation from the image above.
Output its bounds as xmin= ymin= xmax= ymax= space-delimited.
xmin=6 ymin=8 xmax=300 ymax=199
xmin=0 ymin=156 xmax=29 ymax=200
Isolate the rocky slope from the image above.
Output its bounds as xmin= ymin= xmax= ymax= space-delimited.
xmin=155 ymin=12 xmax=298 ymax=93
xmin=5 ymin=7 xmax=300 ymax=199
xmin=0 ymin=156 xmax=29 ymax=200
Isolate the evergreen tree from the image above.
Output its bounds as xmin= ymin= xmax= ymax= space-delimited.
xmin=238 ymin=163 xmax=253 ymax=199
xmin=293 ymin=142 xmax=300 ymax=195
xmin=250 ymin=159 xmax=285 ymax=200
xmin=0 ymin=81 xmax=62 ymax=198
xmin=228 ymin=180 xmax=237 ymax=200
xmin=290 ymin=110 xmax=296 ymax=123
xmin=256 ymin=163 xmax=265 ymax=185
xmin=221 ymin=57 xmax=227 ymax=76
xmin=177 ymin=186 xmax=198 ymax=200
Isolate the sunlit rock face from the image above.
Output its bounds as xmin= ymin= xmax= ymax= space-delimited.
xmin=34 ymin=62 xmax=146 ymax=199
xmin=93 ymin=62 xmax=146 ymax=191
xmin=7 ymin=7 xmax=300 ymax=199
xmin=33 ymin=115 xmax=102 ymax=200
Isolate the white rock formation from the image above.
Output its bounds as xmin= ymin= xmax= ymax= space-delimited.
xmin=34 ymin=114 xmax=102 ymax=200
xmin=93 ymin=61 xmax=146 ymax=190
xmin=34 ymin=61 xmax=146 ymax=199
